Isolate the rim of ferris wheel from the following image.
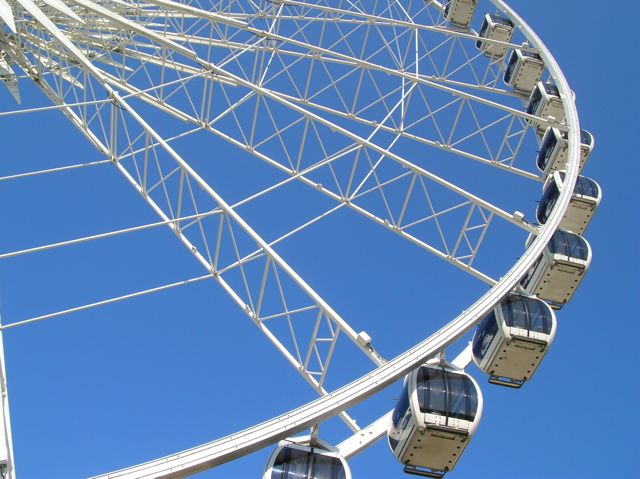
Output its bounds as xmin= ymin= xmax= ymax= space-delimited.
xmin=85 ymin=42 xmax=586 ymax=479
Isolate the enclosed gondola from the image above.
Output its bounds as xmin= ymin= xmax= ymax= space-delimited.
xmin=443 ymin=0 xmax=478 ymax=27
xmin=264 ymin=438 xmax=351 ymax=479
xmin=536 ymin=171 xmax=601 ymax=234
xmin=520 ymin=230 xmax=591 ymax=309
xmin=388 ymin=362 xmax=483 ymax=477
xmin=472 ymin=294 xmax=557 ymax=388
xmin=504 ymin=49 xmax=545 ymax=94
xmin=476 ymin=14 xmax=514 ymax=58
xmin=536 ymin=127 xmax=595 ymax=175
xmin=526 ymin=82 xmax=565 ymax=134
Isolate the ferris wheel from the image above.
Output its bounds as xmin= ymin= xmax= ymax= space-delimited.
xmin=0 ymin=0 xmax=599 ymax=478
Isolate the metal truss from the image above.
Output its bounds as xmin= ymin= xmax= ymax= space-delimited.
xmin=0 ymin=0 xmax=394 ymax=434
xmin=8 ymin=0 xmax=552 ymax=281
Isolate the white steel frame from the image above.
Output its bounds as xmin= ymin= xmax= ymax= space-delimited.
xmin=0 ymin=0 xmax=584 ymax=477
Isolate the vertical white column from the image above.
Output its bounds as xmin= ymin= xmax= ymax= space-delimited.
xmin=0 ymin=320 xmax=15 ymax=479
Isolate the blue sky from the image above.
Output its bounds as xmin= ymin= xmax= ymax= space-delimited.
xmin=0 ymin=1 xmax=637 ymax=478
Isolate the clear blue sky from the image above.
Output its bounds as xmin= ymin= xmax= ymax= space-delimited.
xmin=0 ymin=1 xmax=637 ymax=478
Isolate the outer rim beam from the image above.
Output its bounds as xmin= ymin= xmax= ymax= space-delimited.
xmin=0 ymin=324 xmax=15 ymax=478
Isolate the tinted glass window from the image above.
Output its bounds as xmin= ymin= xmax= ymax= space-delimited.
xmin=504 ymin=51 xmax=517 ymax=82
xmin=272 ymin=448 xmax=310 ymax=479
xmin=478 ymin=18 xmax=488 ymax=37
xmin=580 ymin=129 xmax=593 ymax=146
xmin=473 ymin=312 xmax=499 ymax=360
xmin=418 ymin=367 xmax=447 ymax=417
xmin=574 ymin=176 xmax=599 ymax=198
xmin=537 ymin=130 xmax=558 ymax=170
xmin=525 ymin=298 xmax=553 ymax=334
xmin=527 ymin=87 xmax=543 ymax=114
xmin=502 ymin=296 xmax=553 ymax=334
xmin=521 ymin=50 xmax=541 ymax=60
xmin=557 ymin=172 xmax=599 ymax=199
xmin=448 ymin=374 xmax=477 ymax=422
xmin=502 ymin=298 xmax=528 ymax=329
xmin=537 ymin=180 xmax=559 ymax=224
xmin=271 ymin=447 xmax=346 ymax=479
xmin=489 ymin=14 xmax=513 ymax=26
xmin=312 ymin=455 xmax=346 ymax=479
xmin=543 ymin=83 xmax=559 ymax=96
xmin=548 ymin=231 xmax=589 ymax=260
xmin=520 ymin=256 xmax=541 ymax=289
xmin=418 ymin=367 xmax=478 ymax=422
xmin=392 ymin=380 xmax=411 ymax=429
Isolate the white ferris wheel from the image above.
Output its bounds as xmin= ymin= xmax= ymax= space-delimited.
xmin=0 ymin=0 xmax=600 ymax=478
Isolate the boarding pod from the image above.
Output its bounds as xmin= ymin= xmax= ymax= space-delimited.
xmin=264 ymin=437 xmax=351 ymax=479
xmin=443 ymin=0 xmax=477 ymax=27
xmin=520 ymin=230 xmax=591 ymax=310
xmin=472 ymin=294 xmax=557 ymax=388
xmin=476 ymin=14 xmax=514 ymax=58
xmin=388 ymin=361 xmax=482 ymax=477
xmin=504 ymin=49 xmax=544 ymax=95
xmin=536 ymin=172 xmax=602 ymax=234
xmin=537 ymin=128 xmax=595 ymax=175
